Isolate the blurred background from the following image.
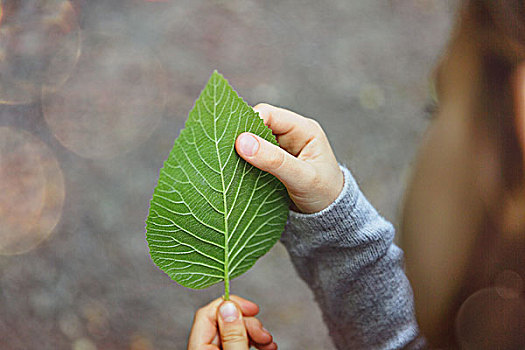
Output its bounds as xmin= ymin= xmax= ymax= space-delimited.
xmin=0 ymin=0 xmax=455 ymax=349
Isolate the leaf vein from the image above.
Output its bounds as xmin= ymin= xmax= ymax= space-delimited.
xmin=150 ymin=203 xmax=224 ymax=249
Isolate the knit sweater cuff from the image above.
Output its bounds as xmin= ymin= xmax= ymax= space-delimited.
xmin=281 ymin=164 xmax=394 ymax=257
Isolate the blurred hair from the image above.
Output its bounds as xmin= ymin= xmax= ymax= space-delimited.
xmin=434 ymin=2 xmax=525 ymax=346
xmin=465 ymin=0 xmax=525 ymax=191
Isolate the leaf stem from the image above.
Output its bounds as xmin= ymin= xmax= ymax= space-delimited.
xmin=224 ymin=276 xmax=230 ymax=300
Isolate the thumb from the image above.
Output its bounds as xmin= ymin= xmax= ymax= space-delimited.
xmin=217 ymin=301 xmax=249 ymax=350
xmin=235 ymin=132 xmax=311 ymax=188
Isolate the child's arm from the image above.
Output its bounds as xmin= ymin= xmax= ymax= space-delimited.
xmin=282 ymin=165 xmax=425 ymax=349
xmin=236 ymin=103 xmax=426 ymax=349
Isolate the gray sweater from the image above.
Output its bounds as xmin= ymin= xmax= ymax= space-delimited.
xmin=280 ymin=165 xmax=427 ymax=349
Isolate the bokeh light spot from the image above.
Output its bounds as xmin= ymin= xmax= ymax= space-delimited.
xmin=0 ymin=0 xmax=80 ymax=105
xmin=59 ymin=312 xmax=83 ymax=339
xmin=72 ymin=338 xmax=97 ymax=350
xmin=130 ymin=333 xmax=153 ymax=350
xmin=81 ymin=299 xmax=110 ymax=339
xmin=0 ymin=127 xmax=65 ymax=255
xmin=359 ymin=84 xmax=385 ymax=111
xmin=455 ymin=288 xmax=525 ymax=349
xmin=42 ymin=31 xmax=167 ymax=159
xmin=495 ymin=270 xmax=524 ymax=299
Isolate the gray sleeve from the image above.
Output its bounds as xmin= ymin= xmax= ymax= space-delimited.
xmin=280 ymin=165 xmax=426 ymax=349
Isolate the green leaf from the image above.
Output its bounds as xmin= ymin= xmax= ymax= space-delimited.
xmin=146 ymin=71 xmax=289 ymax=299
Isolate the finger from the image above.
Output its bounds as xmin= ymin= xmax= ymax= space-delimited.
xmin=187 ymin=295 xmax=258 ymax=348
xmin=217 ymin=301 xmax=249 ymax=350
xmin=244 ymin=317 xmax=272 ymax=346
xmin=198 ymin=346 xmax=220 ymax=350
xmin=253 ymin=103 xmax=311 ymax=136
xmin=251 ymin=342 xmax=278 ymax=350
xmin=187 ymin=298 xmax=224 ymax=348
xmin=212 ymin=334 xmax=220 ymax=346
xmin=253 ymin=103 xmax=322 ymax=156
xmin=235 ymin=133 xmax=315 ymax=190
xmin=230 ymin=295 xmax=259 ymax=317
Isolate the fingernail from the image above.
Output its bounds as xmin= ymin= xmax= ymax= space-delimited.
xmin=238 ymin=133 xmax=259 ymax=157
xmin=219 ymin=302 xmax=239 ymax=322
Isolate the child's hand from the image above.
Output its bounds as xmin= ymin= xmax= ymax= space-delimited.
xmin=235 ymin=103 xmax=344 ymax=214
xmin=187 ymin=295 xmax=276 ymax=350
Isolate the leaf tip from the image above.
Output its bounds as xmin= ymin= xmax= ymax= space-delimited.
xmin=211 ymin=69 xmax=223 ymax=80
